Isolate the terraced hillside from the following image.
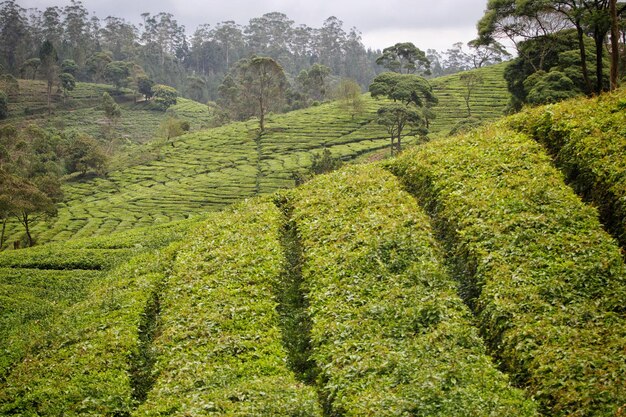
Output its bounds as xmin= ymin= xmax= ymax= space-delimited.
xmin=428 ymin=63 xmax=509 ymax=136
xmin=0 ymin=217 xmax=203 ymax=385
xmin=3 ymin=80 xmax=213 ymax=144
xmin=2 ymin=118 xmax=625 ymax=414
xmin=1 ymin=97 xmax=391 ymax=247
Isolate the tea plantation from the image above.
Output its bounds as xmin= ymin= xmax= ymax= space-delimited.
xmin=1 ymin=72 xmax=625 ymax=415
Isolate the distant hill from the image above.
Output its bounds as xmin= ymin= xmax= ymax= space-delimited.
xmin=1 ymin=64 xmax=511 ymax=247
xmin=428 ymin=63 xmax=509 ymax=136
xmin=3 ymin=79 xmax=213 ymax=144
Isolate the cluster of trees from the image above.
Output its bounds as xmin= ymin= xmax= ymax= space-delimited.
xmin=476 ymin=0 xmax=626 ymax=110
xmin=0 ymin=0 xmax=512 ymax=107
xmin=0 ymin=124 xmax=107 ymax=247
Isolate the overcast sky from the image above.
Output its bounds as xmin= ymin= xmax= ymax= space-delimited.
xmin=18 ymin=0 xmax=489 ymax=52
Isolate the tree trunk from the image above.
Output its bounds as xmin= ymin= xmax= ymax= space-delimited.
xmin=576 ymin=23 xmax=593 ymax=94
xmin=47 ymin=82 xmax=52 ymax=115
xmin=259 ymin=96 xmax=265 ymax=131
xmin=22 ymin=213 xmax=33 ymax=247
xmin=610 ymin=0 xmax=620 ymax=90
xmin=0 ymin=218 xmax=6 ymax=249
xmin=595 ymin=32 xmax=606 ymax=94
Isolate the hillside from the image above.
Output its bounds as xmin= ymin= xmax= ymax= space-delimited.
xmin=2 ymin=87 xmax=626 ymax=415
xmin=428 ymin=62 xmax=509 ymax=136
xmin=3 ymin=79 xmax=213 ymax=144
xmin=1 ymin=65 xmax=510 ymax=248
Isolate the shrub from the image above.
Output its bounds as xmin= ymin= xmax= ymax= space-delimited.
xmin=389 ymin=126 xmax=626 ymax=416
xmin=135 ymin=201 xmax=321 ymax=416
xmin=288 ymin=165 xmax=537 ymax=416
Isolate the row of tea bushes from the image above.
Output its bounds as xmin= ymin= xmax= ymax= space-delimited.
xmin=389 ymin=126 xmax=626 ymax=416
xmin=135 ymin=201 xmax=321 ymax=416
xmin=0 ymin=248 xmax=177 ymax=415
xmin=0 ymin=216 xmax=203 ymax=398
xmin=507 ymin=90 xmax=626 ymax=250
xmin=288 ymin=165 xmax=537 ymax=416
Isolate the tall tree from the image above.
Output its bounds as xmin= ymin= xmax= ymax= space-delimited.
xmin=369 ymin=72 xmax=437 ymax=152
xmin=0 ymin=0 xmax=29 ymax=73
xmin=609 ymin=0 xmax=620 ymax=89
xmin=460 ymin=72 xmax=484 ymax=116
xmin=376 ymin=42 xmax=431 ymax=75
xmin=219 ymin=56 xmax=288 ymax=131
xmin=39 ymin=40 xmax=58 ymax=115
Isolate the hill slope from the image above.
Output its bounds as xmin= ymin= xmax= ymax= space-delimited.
xmin=2 ymin=65 xmax=511 ymax=248
xmin=2 ymin=87 xmax=626 ymax=415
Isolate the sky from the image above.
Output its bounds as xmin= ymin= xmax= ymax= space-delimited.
xmin=17 ymin=0 xmax=490 ymax=52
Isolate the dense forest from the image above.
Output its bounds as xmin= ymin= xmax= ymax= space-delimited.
xmin=0 ymin=0 xmax=508 ymax=103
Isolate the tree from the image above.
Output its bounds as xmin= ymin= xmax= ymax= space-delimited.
xmin=20 ymin=58 xmax=40 ymax=79
xmin=64 ymin=133 xmax=108 ymax=176
xmin=610 ymin=0 xmax=620 ymax=89
xmin=369 ymin=72 xmax=437 ymax=153
xmin=0 ymin=90 xmax=7 ymax=120
xmin=0 ymin=0 xmax=29 ymax=73
xmin=219 ymin=56 xmax=287 ymax=131
xmin=296 ymin=63 xmax=332 ymax=102
xmin=101 ymin=92 xmax=121 ymax=131
xmin=369 ymin=72 xmax=438 ymax=126
xmin=523 ymin=70 xmax=580 ymax=104
xmin=376 ymin=42 xmax=431 ymax=75
xmin=11 ymin=174 xmax=57 ymax=247
xmin=152 ymin=84 xmax=178 ymax=110
xmin=333 ymin=78 xmax=364 ymax=117
xmin=39 ymin=40 xmax=58 ymax=115
xmin=376 ymin=103 xmax=424 ymax=154
xmin=86 ymin=51 xmax=113 ymax=83
xmin=137 ymin=76 xmax=154 ymax=100
xmin=159 ymin=116 xmax=190 ymax=146
xmin=58 ymin=72 xmax=75 ymax=103
xmin=104 ymin=61 xmax=131 ymax=90
xmin=61 ymin=59 xmax=78 ymax=76
xmin=459 ymin=72 xmax=484 ymax=116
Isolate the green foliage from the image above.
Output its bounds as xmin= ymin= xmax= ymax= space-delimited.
xmin=296 ymin=63 xmax=332 ymax=102
xmin=152 ymin=84 xmax=178 ymax=110
xmin=376 ymin=103 xmax=425 ymax=153
xmin=427 ymin=63 xmax=509 ymax=137
xmin=101 ymin=91 xmax=121 ymax=121
xmin=64 ymin=133 xmax=108 ymax=176
xmin=448 ymin=116 xmax=483 ymax=136
xmin=369 ymin=72 xmax=436 ymax=151
xmin=104 ymin=61 xmax=131 ymax=90
xmin=60 ymin=59 xmax=78 ymax=76
xmin=219 ymin=56 xmax=288 ymax=130
xmin=58 ymin=72 xmax=76 ymax=98
xmin=369 ymin=72 xmax=438 ymax=108
xmin=288 ymin=165 xmax=537 ymax=416
xmin=376 ymin=42 xmax=430 ymax=75
xmin=0 ymin=249 xmax=175 ymax=415
xmin=389 ymin=125 xmax=626 ymax=416
xmin=523 ymin=70 xmax=579 ymax=105
xmin=507 ymin=88 xmax=626 ymax=250
xmin=333 ymin=78 xmax=364 ymax=116
xmin=135 ymin=201 xmax=322 ymax=415
xmin=137 ymin=75 xmax=154 ymax=100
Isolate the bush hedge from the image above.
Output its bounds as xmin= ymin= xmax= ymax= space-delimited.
xmin=507 ymin=90 xmax=626 ymax=251
xmin=134 ymin=201 xmax=321 ymax=416
xmin=0 ymin=248 xmax=177 ymax=415
xmin=389 ymin=126 xmax=626 ymax=416
xmin=288 ymin=165 xmax=537 ymax=416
